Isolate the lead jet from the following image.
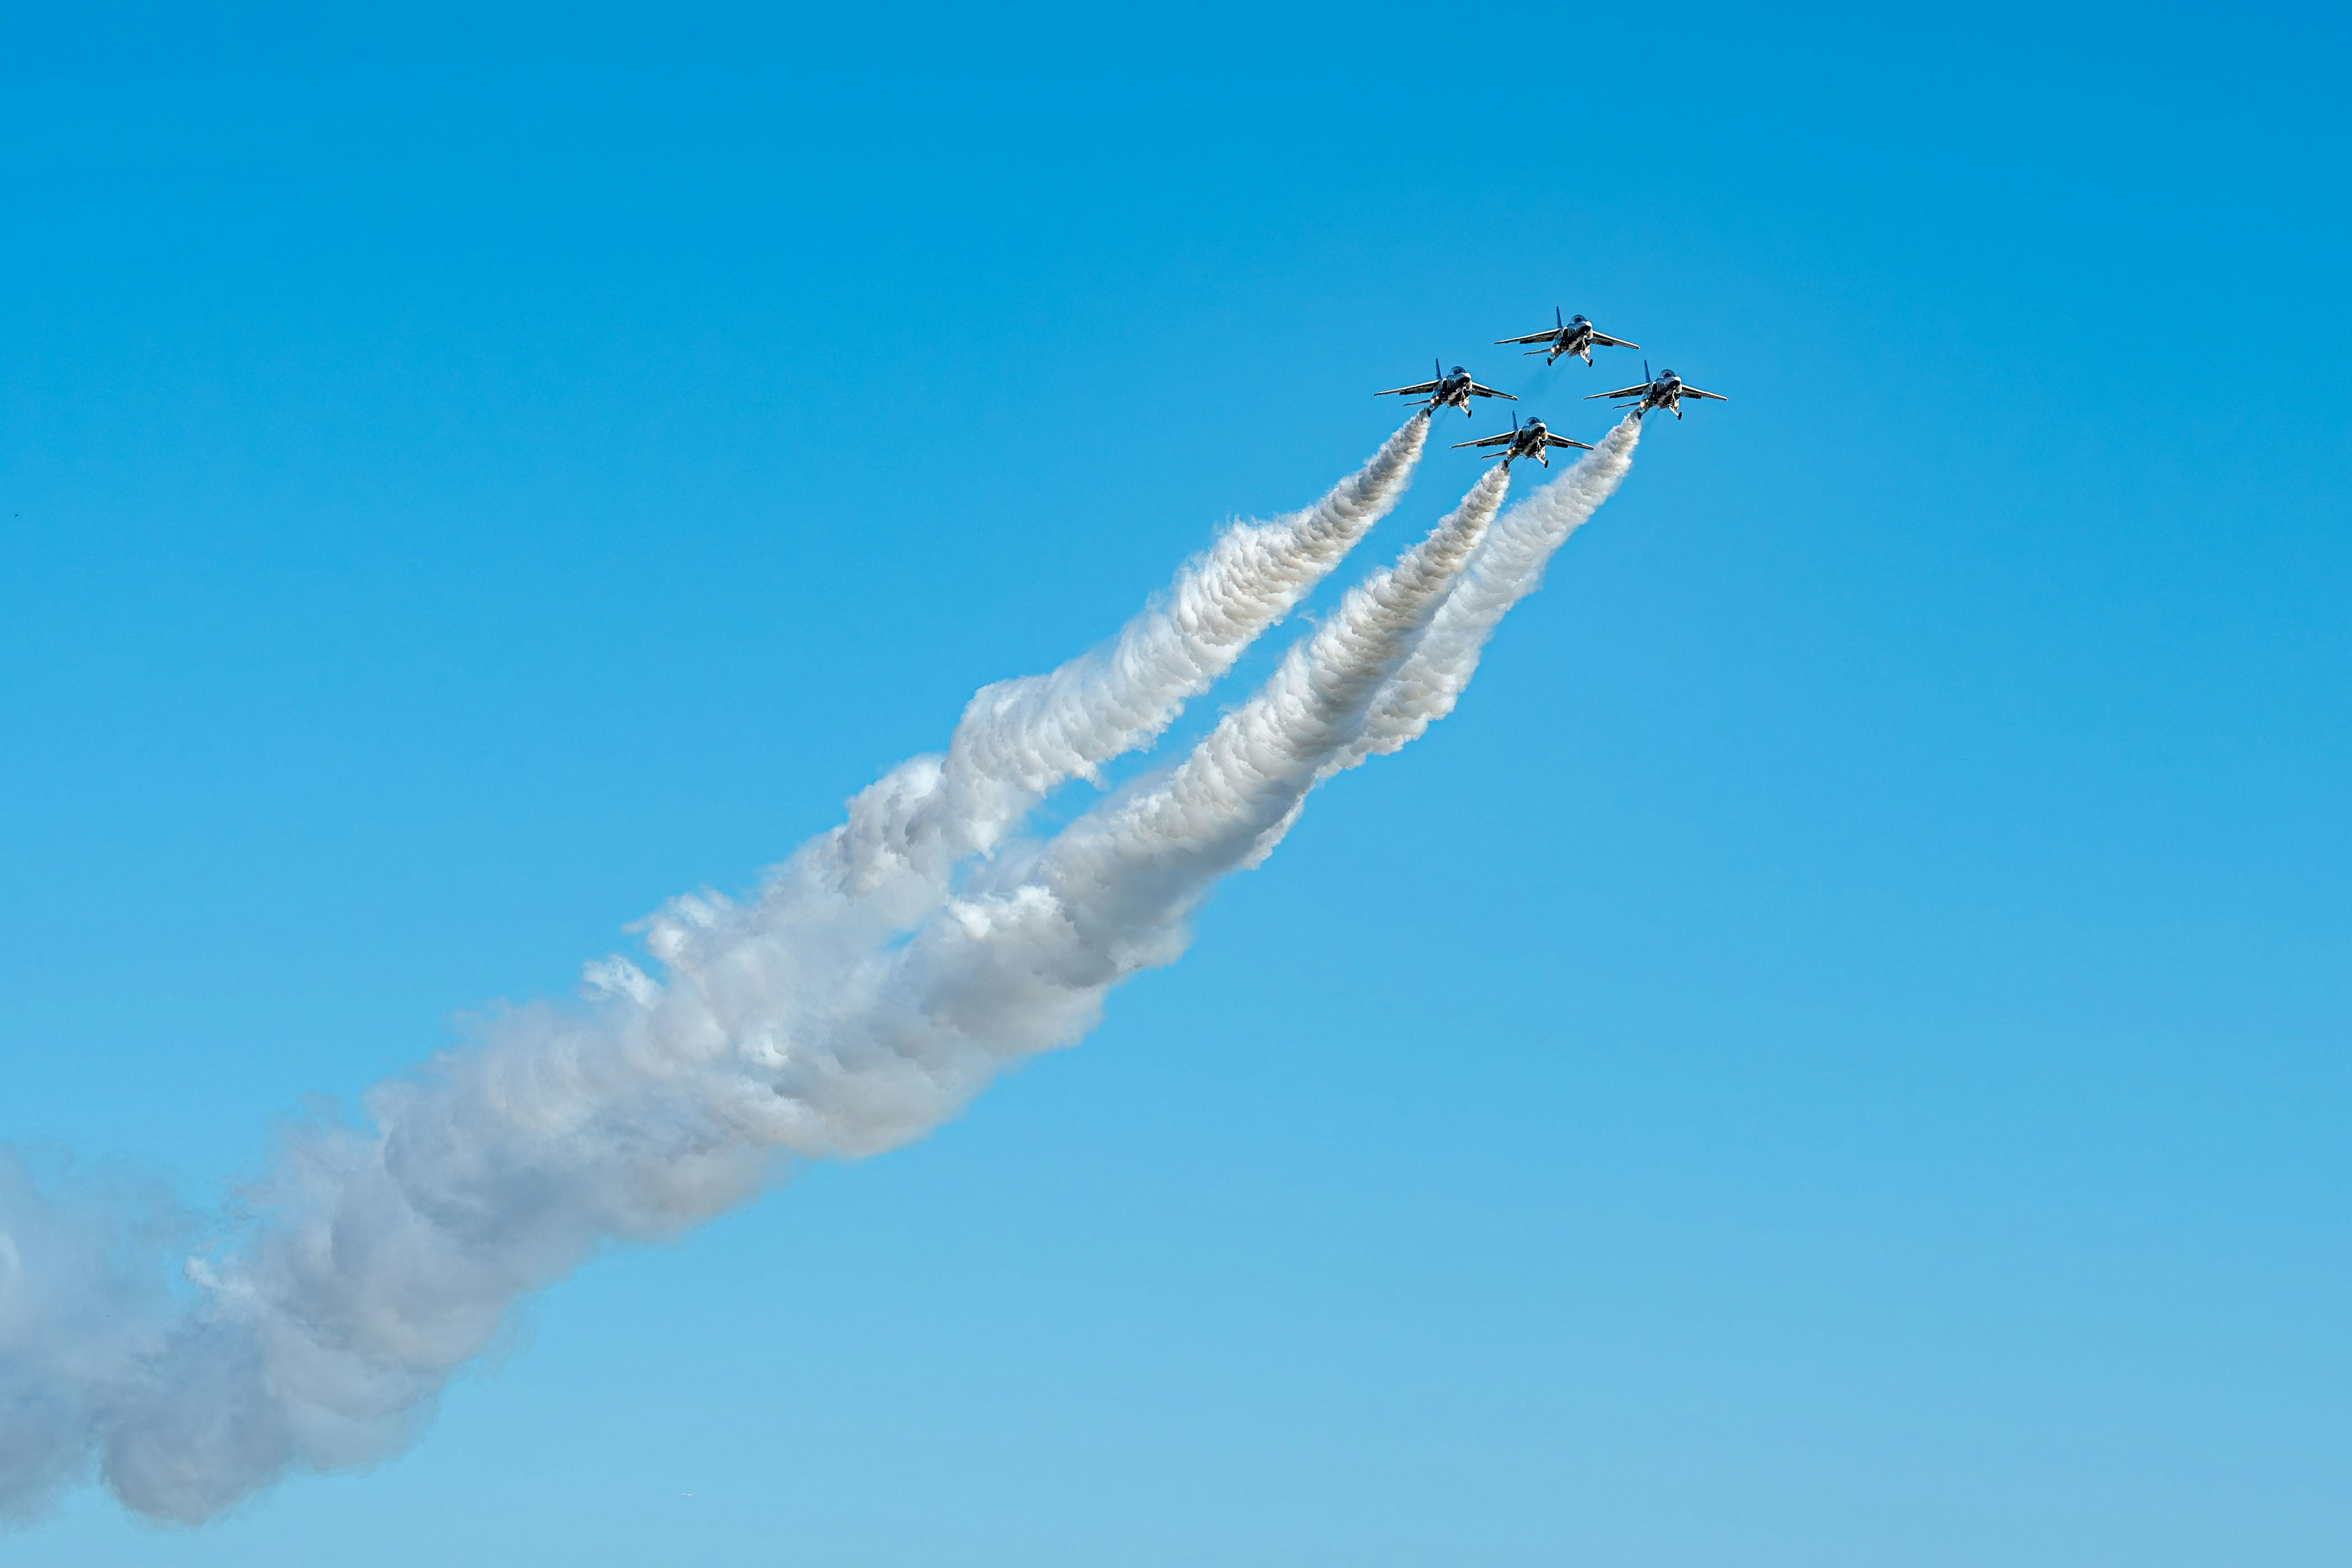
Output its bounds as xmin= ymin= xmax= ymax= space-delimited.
xmin=1452 ymin=413 xmax=1594 ymax=469
xmin=1376 ymin=359 xmax=1517 ymax=418
xmin=1585 ymin=362 xmax=1727 ymax=421
xmin=1495 ymin=307 xmax=1640 ymax=366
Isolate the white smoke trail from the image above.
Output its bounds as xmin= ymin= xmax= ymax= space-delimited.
xmin=873 ymin=464 xmax=1513 ymax=1062
xmin=1332 ymin=413 xmax=1642 ymax=772
xmin=0 ymin=424 xmax=1641 ymax=1531
xmin=834 ymin=413 xmax=1432 ymax=898
xmin=1224 ymin=419 xmax=1640 ymax=870
xmin=0 ymin=423 xmax=1438 ymax=1526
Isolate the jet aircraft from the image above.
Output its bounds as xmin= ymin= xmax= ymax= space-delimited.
xmin=1495 ymin=307 xmax=1640 ymax=366
xmin=1452 ymin=413 xmax=1594 ymax=469
xmin=1585 ymin=362 xmax=1727 ymax=421
xmin=1376 ymin=360 xmax=1517 ymax=417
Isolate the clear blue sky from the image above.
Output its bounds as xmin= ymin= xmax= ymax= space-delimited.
xmin=4 ymin=2 xmax=2346 ymax=1562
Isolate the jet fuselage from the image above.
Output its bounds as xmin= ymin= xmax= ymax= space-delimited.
xmin=1548 ymin=317 xmax=1597 ymax=364
xmin=1430 ymin=369 xmax=1476 ymax=410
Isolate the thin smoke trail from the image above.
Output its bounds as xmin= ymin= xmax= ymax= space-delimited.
xmin=0 ymin=426 xmax=1619 ymax=1531
xmin=1054 ymin=459 xmax=1509 ymax=929
xmin=775 ymin=413 xmax=1433 ymax=987
xmin=831 ymin=413 xmax=1434 ymax=899
xmin=0 ymin=423 xmax=1436 ymax=1526
xmin=1330 ymin=413 xmax=1642 ymax=773
xmin=1230 ymin=421 xmax=1639 ymax=864
xmin=872 ymin=465 xmax=1513 ymax=1063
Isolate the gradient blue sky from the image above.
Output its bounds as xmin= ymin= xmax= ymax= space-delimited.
xmin=4 ymin=2 xmax=2347 ymax=1563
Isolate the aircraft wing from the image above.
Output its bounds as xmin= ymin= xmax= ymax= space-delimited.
xmin=1376 ymin=380 xmax=1441 ymax=397
xmin=1451 ymin=432 xmax=1517 ymax=449
xmin=1587 ymin=383 xmax=1651 ymax=400
xmin=1588 ymin=332 xmax=1639 ymax=349
xmin=1494 ymin=330 xmax=1562 ymax=345
xmin=1682 ymin=386 xmax=1728 ymax=401
xmin=1464 ymin=382 xmax=1518 ymax=399
xmin=1544 ymin=434 xmax=1596 ymax=451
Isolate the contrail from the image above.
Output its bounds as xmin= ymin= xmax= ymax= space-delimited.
xmin=0 ymin=421 xmax=1449 ymax=1527
xmin=875 ymin=464 xmax=1513 ymax=1063
xmin=834 ymin=413 xmax=1433 ymax=896
xmin=1330 ymin=413 xmax=1642 ymax=774
xmin=1063 ymin=460 xmax=1512 ymax=906
xmin=0 ymin=421 xmax=1640 ymax=1531
xmin=1226 ymin=421 xmax=1638 ymax=871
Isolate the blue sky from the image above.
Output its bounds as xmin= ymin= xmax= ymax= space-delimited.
xmin=3 ymin=1 xmax=2347 ymax=1562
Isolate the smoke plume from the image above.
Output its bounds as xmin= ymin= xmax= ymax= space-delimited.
xmin=872 ymin=461 xmax=1513 ymax=1065
xmin=1333 ymin=413 xmax=1643 ymax=773
xmin=0 ymin=418 xmax=1635 ymax=1526
xmin=866 ymin=412 xmax=1430 ymax=884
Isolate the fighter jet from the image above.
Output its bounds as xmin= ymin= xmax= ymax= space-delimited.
xmin=1375 ymin=359 xmax=1517 ymax=417
xmin=1452 ymin=413 xmax=1594 ymax=469
xmin=1495 ymin=307 xmax=1640 ymax=366
xmin=1585 ymin=361 xmax=1727 ymax=421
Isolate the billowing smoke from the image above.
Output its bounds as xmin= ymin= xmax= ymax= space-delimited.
xmin=0 ymin=1156 xmax=183 ymax=1522
xmin=0 ymin=418 xmax=1635 ymax=1526
xmin=907 ymin=413 xmax=1432 ymax=868
xmin=870 ymin=458 xmax=1514 ymax=1066
xmin=1238 ymin=413 xmax=1639 ymax=856
xmin=1335 ymin=413 xmax=1643 ymax=772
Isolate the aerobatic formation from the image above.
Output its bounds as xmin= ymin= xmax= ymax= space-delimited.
xmin=1380 ymin=306 xmax=1724 ymax=458
xmin=0 ymin=304 xmax=1711 ymax=1526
